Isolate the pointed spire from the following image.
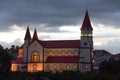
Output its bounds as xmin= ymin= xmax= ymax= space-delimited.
xmin=24 ymin=26 xmax=31 ymax=40
xmin=81 ymin=10 xmax=92 ymax=30
xmin=33 ymin=28 xmax=38 ymax=40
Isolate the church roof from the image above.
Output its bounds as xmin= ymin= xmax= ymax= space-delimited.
xmin=81 ymin=10 xmax=92 ymax=30
xmin=24 ymin=26 xmax=31 ymax=40
xmin=19 ymin=40 xmax=80 ymax=49
xmin=40 ymin=40 xmax=80 ymax=48
xmin=11 ymin=57 xmax=23 ymax=64
xmin=33 ymin=29 xmax=38 ymax=40
xmin=46 ymin=56 xmax=79 ymax=63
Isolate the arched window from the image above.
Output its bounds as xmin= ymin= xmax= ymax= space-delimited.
xmin=60 ymin=64 xmax=63 ymax=70
xmin=46 ymin=64 xmax=50 ymax=71
xmin=53 ymin=64 xmax=57 ymax=70
xmin=66 ymin=64 xmax=70 ymax=70
xmin=32 ymin=52 xmax=39 ymax=62
xmin=72 ymin=64 xmax=77 ymax=71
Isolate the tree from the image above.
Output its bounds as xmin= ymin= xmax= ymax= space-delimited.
xmin=0 ymin=45 xmax=4 ymax=64
xmin=99 ymin=60 xmax=120 ymax=74
xmin=99 ymin=61 xmax=109 ymax=73
xmin=0 ymin=45 xmax=11 ymax=72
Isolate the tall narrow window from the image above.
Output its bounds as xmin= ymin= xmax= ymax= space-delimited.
xmin=53 ymin=64 xmax=57 ymax=70
xmin=32 ymin=52 xmax=39 ymax=62
xmin=60 ymin=64 xmax=63 ymax=70
xmin=72 ymin=64 xmax=77 ymax=71
xmin=66 ymin=64 xmax=70 ymax=70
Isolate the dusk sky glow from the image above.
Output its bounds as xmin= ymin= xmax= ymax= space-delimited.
xmin=0 ymin=0 xmax=120 ymax=54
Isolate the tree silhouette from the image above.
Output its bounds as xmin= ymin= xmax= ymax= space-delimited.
xmin=0 ymin=45 xmax=11 ymax=71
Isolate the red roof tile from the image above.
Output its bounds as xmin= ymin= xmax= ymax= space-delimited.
xmin=81 ymin=10 xmax=92 ymax=30
xmin=12 ymin=57 xmax=23 ymax=64
xmin=40 ymin=40 xmax=80 ymax=48
xmin=46 ymin=56 xmax=79 ymax=63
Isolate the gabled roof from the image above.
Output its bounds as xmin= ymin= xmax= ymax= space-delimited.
xmin=94 ymin=50 xmax=112 ymax=56
xmin=20 ymin=40 xmax=80 ymax=49
xmin=33 ymin=29 xmax=38 ymax=40
xmin=81 ymin=10 xmax=92 ymax=30
xmin=46 ymin=56 xmax=79 ymax=63
xmin=24 ymin=26 xmax=31 ymax=40
xmin=40 ymin=40 xmax=80 ymax=48
xmin=11 ymin=57 xmax=23 ymax=64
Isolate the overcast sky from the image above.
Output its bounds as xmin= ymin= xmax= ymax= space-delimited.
xmin=0 ymin=0 xmax=120 ymax=54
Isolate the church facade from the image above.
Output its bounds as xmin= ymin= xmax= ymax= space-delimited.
xmin=11 ymin=11 xmax=94 ymax=73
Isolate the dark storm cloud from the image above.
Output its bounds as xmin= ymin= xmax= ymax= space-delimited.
xmin=89 ymin=0 xmax=120 ymax=27
xmin=0 ymin=0 xmax=120 ymax=31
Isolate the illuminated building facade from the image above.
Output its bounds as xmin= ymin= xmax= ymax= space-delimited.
xmin=11 ymin=10 xmax=94 ymax=73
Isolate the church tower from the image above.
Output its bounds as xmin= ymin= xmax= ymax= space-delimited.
xmin=23 ymin=26 xmax=31 ymax=62
xmin=80 ymin=10 xmax=93 ymax=72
